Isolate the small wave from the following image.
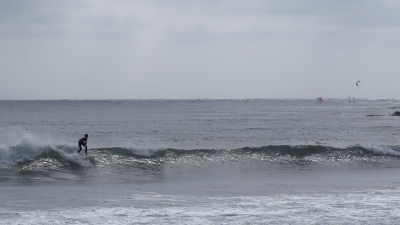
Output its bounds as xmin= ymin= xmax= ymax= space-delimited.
xmin=94 ymin=145 xmax=400 ymax=164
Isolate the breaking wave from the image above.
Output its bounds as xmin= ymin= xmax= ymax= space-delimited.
xmin=2 ymin=138 xmax=400 ymax=171
xmin=2 ymin=132 xmax=400 ymax=173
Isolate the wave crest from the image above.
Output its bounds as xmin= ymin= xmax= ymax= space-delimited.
xmin=2 ymin=142 xmax=400 ymax=170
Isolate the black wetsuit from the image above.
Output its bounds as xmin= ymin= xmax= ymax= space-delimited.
xmin=77 ymin=137 xmax=88 ymax=155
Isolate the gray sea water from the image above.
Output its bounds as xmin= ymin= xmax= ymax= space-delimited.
xmin=1 ymin=98 xmax=400 ymax=224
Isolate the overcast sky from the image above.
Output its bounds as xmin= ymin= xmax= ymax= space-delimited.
xmin=1 ymin=0 xmax=400 ymax=99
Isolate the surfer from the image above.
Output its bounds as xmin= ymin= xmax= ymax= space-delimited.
xmin=77 ymin=134 xmax=88 ymax=156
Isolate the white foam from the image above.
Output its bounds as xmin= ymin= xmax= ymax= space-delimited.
xmin=2 ymin=189 xmax=400 ymax=224
xmin=362 ymin=145 xmax=400 ymax=156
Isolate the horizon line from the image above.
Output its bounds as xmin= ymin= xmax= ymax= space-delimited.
xmin=0 ymin=97 xmax=399 ymax=101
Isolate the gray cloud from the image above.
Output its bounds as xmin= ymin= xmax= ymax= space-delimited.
xmin=1 ymin=0 xmax=400 ymax=99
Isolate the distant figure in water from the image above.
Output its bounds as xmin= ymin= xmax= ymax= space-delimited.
xmin=77 ymin=134 xmax=88 ymax=156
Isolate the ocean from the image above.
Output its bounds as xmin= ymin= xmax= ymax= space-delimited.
xmin=1 ymin=98 xmax=400 ymax=224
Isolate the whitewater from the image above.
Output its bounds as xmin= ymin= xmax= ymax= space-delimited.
xmin=1 ymin=99 xmax=400 ymax=224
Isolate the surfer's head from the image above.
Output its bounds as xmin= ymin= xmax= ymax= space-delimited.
xmin=85 ymin=134 xmax=88 ymax=138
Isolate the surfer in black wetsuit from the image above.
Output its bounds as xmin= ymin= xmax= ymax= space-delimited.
xmin=77 ymin=134 xmax=88 ymax=156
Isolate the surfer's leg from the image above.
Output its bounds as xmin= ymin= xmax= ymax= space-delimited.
xmin=77 ymin=144 xmax=82 ymax=153
xmin=85 ymin=146 xmax=87 ymax=156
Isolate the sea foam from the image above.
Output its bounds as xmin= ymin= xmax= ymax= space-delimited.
xmin=362 ymin=145 xmax=400 ymax=156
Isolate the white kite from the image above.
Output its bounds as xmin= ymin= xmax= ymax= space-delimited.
xmin=356 ymin=81 xmax=361 ymax=87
